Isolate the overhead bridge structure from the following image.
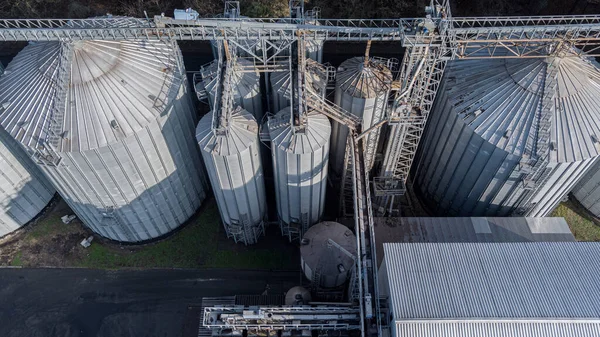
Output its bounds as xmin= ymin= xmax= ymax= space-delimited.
xmin=3 ymin=2 xmax=600 ymax=337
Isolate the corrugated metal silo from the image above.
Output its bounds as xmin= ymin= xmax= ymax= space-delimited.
xmin=0 ymin=64 xmax=55 ymax=237
xmin=269 ymin=108 xmax=330 ymax=241
xmin=198 ymin=59 xmax=263 ymax=121
xmin=0 ymin=40 xmax=207 ymax=242
xmin=573 ymin=159 xmax=600 ymax=217
xmin=415 ymin=56 xmax=600 ymax=217
xmin=300 ymin=221 xmax=356 ymax=289
xmin=331 ymin=57 xmax=392 ymax=176
xmin=269 ymin=71 xmax=291 ymax=113
xmin=196 ymin=107 xmax=267 ymax=245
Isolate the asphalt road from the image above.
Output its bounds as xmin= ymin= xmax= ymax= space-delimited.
xmin=0 ymin=268 xmax=302 ymax=337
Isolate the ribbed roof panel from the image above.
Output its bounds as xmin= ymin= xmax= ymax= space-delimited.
xmin=269 ymin=108 xmax=331 ymax=155
xmin=0 ymin=40 xmax=183 ymax=152
xmin=384 ymin=242 xmax=600 ymax=320
xmin=196 ymin=107 xmax=258 ymax=156
xmin=336 ymin=57 xmax=392 ymax=98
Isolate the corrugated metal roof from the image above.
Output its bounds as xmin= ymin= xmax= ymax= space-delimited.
xmin=269 ymin=108 xmax=330 ymax=154
xmin=374 ymin=217 xmax=575 ymax=266
xmin=196 ymin=107 xmax=258 ymax=156
xmin=442 ymin=55 xmax=600 ymax=162
xmin=383 ymin=242 xmax=600 ymax=321
xmin=0 ymin=40 xmax=182 ymax=152
xmin=395 ymin=321 xmax=600 ymax=337
xmin=336 ymin=57 xmax=392 ymax=98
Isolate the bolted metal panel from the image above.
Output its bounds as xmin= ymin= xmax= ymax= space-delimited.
xmin=331 ymin=57 xmax=391 ymax=176
xmin=0 ymin=40 xmax=206 ymax=242
xmin=269 ymin=70 xmax=291 ymax=114
xmin=300 ymin=221 xmax=356 ymax=289
xmin=415 ymin=55 xmax=600 ymax=217
xmin=196 ymin=107 xmax=267 ymax=245
xmin=573 ymin=159 xmax=600 ymax=217
xmin=199 ymin=59 xmax=263 ymax=121
xmin=0 ymin=128 xmax=55 ymax=237
xmin=269 ymin=108 xmax=330 ymax=239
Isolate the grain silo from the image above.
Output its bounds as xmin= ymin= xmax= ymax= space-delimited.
xmin=0 ymin=40 xmax=207 ymax=242
xmin=196 ymin=107 xmax=267 ymax=245
xmin=572 ymin=159 xmax=600 ymax=217
xmin=331 ymin=57 xmax=392 ymax=176
xmin=300 ymin=221 xmax=356 ymax=289
xmin=198 ymin=59 xmax=263 ymax=121
xmin=0 ymin=65 xmax=55 ymax=237
xmin=269 ymin=108 xmax=330 ymax=241
xmin=415 ymin=55 xmax=600 ymax=217
xmin=269 ymin=71 xmax=291 ymax=113
xmin=269 ymin=59 xmax=328 ymax=115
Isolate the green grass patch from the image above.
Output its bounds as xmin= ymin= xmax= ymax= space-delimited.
xmin=26 ymin=214 xmax=71 ymax=241
xmin=551 ymin=200 xmax=600 ymax=241
xmin=10 ymin=251 xmax=22 ymax=266
xmin=74 ymin=201 xmax=293 ymax=270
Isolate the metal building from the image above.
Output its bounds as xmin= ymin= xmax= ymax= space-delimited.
xmin=379 ymin=242 xmax=600 ymax=337
xmin=331 ymin=57 xmax=392 ymax=176
xmin=198 ymin=59 xmax=263 ymax=121
xmin=415 ymin=56 xmax=600 ymax=217
xmin=268 ymin=108 xmax=331 ymax=241
xmin=300 ymin=221 xmax=356 ymax=289
xmin=196 ymin=107 xmax=267 ymax=245
xmin=0 ymin=64 xmax=56 ymax=237
xmin=0 ymin=40 xmax=206 ymax=242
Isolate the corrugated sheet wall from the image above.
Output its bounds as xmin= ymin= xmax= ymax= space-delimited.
xmin=40 ymin=85 xmax=206 ymax=242
xmin=573 ymin=159 xmax=600 ymax=217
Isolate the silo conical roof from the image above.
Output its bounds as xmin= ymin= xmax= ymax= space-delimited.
xmin=196 ymin=106 xmax=259 ymax=155
xmin=336 ymin=57 xmax=392 ymax=98
xmin=0 ymin=40 xmax=183 ymax=153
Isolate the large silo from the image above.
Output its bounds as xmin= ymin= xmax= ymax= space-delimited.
xmin=196 ymin=107 xmax=267 ymax=245
xmin=0 ymin=40 xmax=207 ymax=242
xmin=0 ymin=65 xmax=55 ymax=237
xmin=300 ymin=221 xmax=356 ymax=289
xmin=198 ymin=59 xmax=263 ymax=121
xmin=331 ymin=57 xmax=392 ymax=176
xmin=573 ymin=159 xmax=600 ymax=217
xmin=415 ymin=55 xmax=600 ymax=217
xmin=269 ymin=108 xmax=330 ymax=241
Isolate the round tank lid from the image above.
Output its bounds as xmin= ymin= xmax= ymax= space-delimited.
xmin=300 ymin=221 xmax=357 ymax=278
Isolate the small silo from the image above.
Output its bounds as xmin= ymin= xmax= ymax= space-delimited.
xmin=331 ymin=57 xmax=392 ymax=176
xmin=269 ymin=108 xmax=330 ymax=241
xmin=196 ymin=107 xmax=267 ymax=245
xmin=269 ymin=59 xmax=327 ymax=115
xmin=269 ymin=71 xmax=291 ymax=113
xmin=300 ymin=221 xmax=356 ymax=289
xmin=199 ymin=59 xmax=263 ymax=121
xmin=415 ymin=55 xmax=600 ymax=217
xmin=0 ymin=40 xmax=207 ymax=242
xmin=285 ymin=286 xmax=312 ymax=305
xmin=0 ymin=64 xmax=55 ymax=237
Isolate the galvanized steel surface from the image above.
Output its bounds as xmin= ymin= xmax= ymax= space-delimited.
xmin=394 ymin=321 xmax=600 ymax=337
xmin=196 ymin=107 xmax=266 ymax=245
xmin=0 ymin=40 xmax=206 ymax=242
xmin=269 ymin=71 xmax=291 ymax=113
xmin=199 ymin=59 xmax=263 ymax=121
xmin=383 ymin=242 xmax=600 ymax=320
xmin=0 ymin=127 xmax=55 ymax=237
xmin=268 ymin=108 xmax=330 ymax=236
xmin=415 ymin=56 xmax=600 ymax=217
xmin=331 ymin=57 xmax=391 ymax=175
xmin=300 ymin=221 xmax=356 ymax=289
xmin=572 ymin=158 xmax=600 ymax=217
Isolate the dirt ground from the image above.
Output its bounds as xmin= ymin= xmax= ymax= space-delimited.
xmin=0 ymin=197 xmax=93 ymax=267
